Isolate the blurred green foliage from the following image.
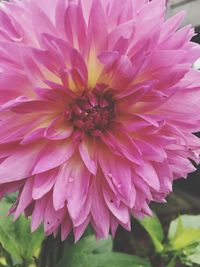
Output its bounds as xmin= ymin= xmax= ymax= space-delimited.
xmin=139 ymin=215 xmax=200 ymax=267
xmin=139 ymin=214 xmax=164 ymax=253
xmin=0 ymin=197 xmax=45 ymax=267
xmin=0 ymin=196 xmax=200 ymax=267
xmin=57 ymin=235 xmax=151 ymax=267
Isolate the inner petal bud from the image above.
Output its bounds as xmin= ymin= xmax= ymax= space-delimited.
xmin=70 ymin=89 xmax=115 ymax=136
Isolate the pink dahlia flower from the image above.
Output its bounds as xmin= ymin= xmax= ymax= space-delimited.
xmin=0 ymin=0 xmax=200 ymax=241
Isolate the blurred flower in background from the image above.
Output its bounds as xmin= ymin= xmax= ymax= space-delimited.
xmin=0 ymin=0 xmax=200 ymax=242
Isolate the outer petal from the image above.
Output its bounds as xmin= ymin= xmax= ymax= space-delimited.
xmin=0 ymin=143 xmax=45 ymax=183
xmin=79 ymin=136 xmax=97 ymax=175
xmin=91 ymin=173 xmax=110 ymax=238
xmin=32 ymin=168 xmax=58 ymax=200
xmin=32 ymin=140 xmax=75 ymax=174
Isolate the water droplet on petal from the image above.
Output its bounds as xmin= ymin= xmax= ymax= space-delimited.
xmin=117 ymin=183 xmax=122 ymax=189
xmin=69 ymin=177 xmax=74 ymax=183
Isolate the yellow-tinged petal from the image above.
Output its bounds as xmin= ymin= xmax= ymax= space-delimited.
xmin=87 ymin=47 xmax=103 ymax=89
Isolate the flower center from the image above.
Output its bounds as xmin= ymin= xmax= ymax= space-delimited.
xmin=70 ymin=89 xmax=115 ymax=136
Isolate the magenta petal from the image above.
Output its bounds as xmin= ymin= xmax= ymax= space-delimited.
xmin=64 ymin=0 xmax=87 ymax=51
xmin=91 ymin=175 xmax=110 ymax=237
xmin=98 ymin=148 xmax=133 ymax=202
xmin=44 ymin=116 xmax=73 ymax=140
xmin=160 ymin=11 xmax=186 ymax=42
xmin=0 ymin=9 xmax=21 ymax=41
xmin=135 ymin=139 xmax=167 ymax=163
xmin=21 ymin=128 xmax=46 ymax=145
xmin=0 ymin=142 xmax=19 ymax=159
xmin=103 ymin=188 xmax=129 ymax=225
xmin=44 ymin=196 xmax=65 ymax=234
xmin=110 ymin=215 xmax=118 ymax=238
xmin=111 ymin=55 xmax=133 ymax=89
xmin=61 ymin=216 xmax=72 ymax=241
xmin=73 ymin=196 xmax=91 ymax=227
xmin=66 ymin=156 xmax=91 ymax=221
xmin=74 ymin=216 xmax=90 ymax=243
xmin=0 ymin=180 xmax=23 ymax=200
xmin=98 ymin=51 xmax=119 ymax=67
xmin=135 ymin=161 xmax=160 ymax=191
xmin=53 ymin=164 xmax=69 ymax=211
xmin=14 ymin=177 xmax=34 ymax=219
xmin=33 ymin=168 xmax=57 ymax=200
xmin=0 ymin=144 xmax=44 ymax=183
xmin=33 ymin=140 xmax=75 ymax=174
xmin=88 ymin=0 xmax=108 ymax=51
xmin=79 ymin=136 xmax=97 ymax=175
xmin=102 ymin=129 xmax=142 ymax=165
xmin=31 ymin=195 xmax=48 ymax=231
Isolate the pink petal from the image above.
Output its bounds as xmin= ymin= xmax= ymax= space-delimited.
xmin=33 ymin=168 xmax=58 ymax=200
xmin=87 ymin=0 xmax=108 ymax=51
xmin=44 ymin=195 xmax=65 ymax=234
xmin=66 ymin=156 xmax=91 ymax=221
xmin=103 ymin=188 xmax=129 ymax=225
xmin=98 ymin=148 xmax=133 ymax=202
xmin=135 ymin=161 xmax=160 ymax=191
xmin=44 ymin=116 xmax=73 ymax=140
xmin=79 ymin=136 xmax=97 ymax=175
xmin=74 ymin=216 xmax=90 ymax=243
xmin=53 ymin=164 xmax=69 ymax=210
xmin=0 ymin=143 xmax=44 ymax=183
xmin=32 ymin=140 xmax=75 ymax=174
xmin=61 ymin=216 xmax=72 ymax=241
xmin=64 ymin=0 xmax=87 ymax=51
xmin=31 ymin=195 xmax=48 ymax=231
xmin=91 ymin=175 xmax=110 ymax=237
xmin=102 ymin=129 xmax=142 ymax=165
xmin=14 ymin=177 xmax=34 ymax=219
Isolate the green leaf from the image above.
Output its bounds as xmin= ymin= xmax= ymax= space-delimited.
xmin=168 ymin=215 xmax=200 ymax=240
xmin=4 ymin=194 xmax=17 ymax=204
xmin=0 ymin=199 xmax=22 ymax=261
xmin=171 ymin=229 xmax=200 ymax=251
xmin=139 ymin=215 xmax=164 ymax=253
xmin=73 ymin=235 xmax=113 ymax=254
xmin=14 ymin=216 xmax=44 ymax=261
xmin=166 ymin=257 xmax=177 ymax=267
xmin=0 ymin=257 xmax=6 ymax=266
xmin=0 ymin=197 xmax=45 ymax=264
xmin=57 ymin=235 xmax=152 ymax=267
xmin=181 ymin=244 xmax=200 ymax=266
xmin=88 ymin=253 xmax=152 ymax=267
xmin=168 ymin=215 xmax=200 ymax=251
xmin=168 ymin=216 xmax=184 ymax=242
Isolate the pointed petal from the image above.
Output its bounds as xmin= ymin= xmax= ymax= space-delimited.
xmin=14 ymin=177 xmax=34 ymax=219
xmin=135 ymin=161 xmax=160 ymax=191
xmin=91 ymin=174 xmax=110 ymax=237
xmin=33 ymin=168 xmax=57 ymax=200
xmin=33 ymin=140 xmax=75 ymax=174
xmin=79 ymin=136 xmax=97 ymax=175
xmin=31 ymin=195 xmax=48 ymax=231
